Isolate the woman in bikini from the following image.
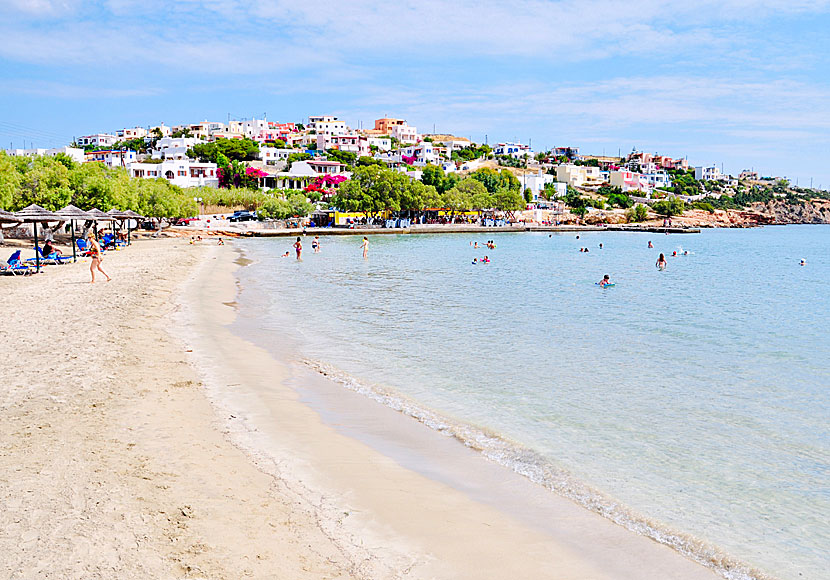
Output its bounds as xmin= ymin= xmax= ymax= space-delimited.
xmin=87 ymin=232 xmax=111 ymax=283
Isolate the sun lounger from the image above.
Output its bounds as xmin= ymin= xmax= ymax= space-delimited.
xmin=2 ymin=252 xmax=32 ymax=275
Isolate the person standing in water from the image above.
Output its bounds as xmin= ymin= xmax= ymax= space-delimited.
xmin=656 ymin=253 xmax=667 ymax=270
xmin=294 ymin=237 xmax=303 ymax=260
xmin=360 ymin=236 xmax=369 ymax=259
xmin=86 ymin=231 xmax=111 ymax=283
xmin=648 ymin=240 xmax=654 ymax=248
xmin=312 ymin=236 xmax=320 ymax=253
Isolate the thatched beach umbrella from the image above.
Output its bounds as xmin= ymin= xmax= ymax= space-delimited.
xmin=0 ymin=209 xmax=20 ymax=246
xmin=14 ymin=204 xmax=66 ymax=272
xmin=86 ymin=208 xmax=114 ymax=240
xmin=122 ymin=210 xmax=144 ymax=245
xmin=106 ymin=209 xmax=132 ymax=244
xmin=56 ymin=205 xmax=95 ymax=262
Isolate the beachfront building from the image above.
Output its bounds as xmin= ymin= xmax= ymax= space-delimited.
xmin=128 ymin=159 xmax=218 ymax=188
xmin=556 ymin=164 xmax=602 ymax=187
xmin=259 ymin=147 xmax=294 ymax=166
xmin=308 ymin=115 xmax=348 ymax=136
xmin=694 ymin=165 xmax=721 ymax=182
xmin=85 ymin=149 xmax=137 ymax=168
xmin=77 ymin=133 xmax=118 ymax=148
xmin=151 ymin=137 xmax=202 ymax=160
xmin=4 ymin=146 xmax=85 ymax=164
xmin=493 ymin=142 xmax=532 ymax=159
xmin=264 ymin=159 xmax=350 ymax=191
xmin=519 ymin=170 xmax=566 ymax=201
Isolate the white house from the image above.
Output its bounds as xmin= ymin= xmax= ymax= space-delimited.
xmin=152 ymin=137 xmax=202 ymax=160
xmin=77 ymin=133 xmax=118 ymax=147
xmin=519 ymin=170 xmax=565 ymax=200
xmin=694 ymin=165 xmax=721 ymax=182
xmin=493 ymin=142 xmax=532 ymax=158
xmin=259 ymin=147 xmax=294 ymax=165
xmin=390 ymin=122 xmax=418 ymax=144
xmin=85 ymin=149 xmax=137 ymax=168
xmin=128 ymin=159 xmax=218 ymax=188
xmin=641 ymin=171 xmax=672 ymax=191
xmin=308 ymin=115 xmax=348 ymax=136
xmin=269 ymin=159 xmax=350 ymax=190
xmin=366 ymin=136 xmax=392 ymax=151
xmin=4 ymin=146 xmax=85 ymax=164
xmin=401 ymin=141 xmax=437 ymax=165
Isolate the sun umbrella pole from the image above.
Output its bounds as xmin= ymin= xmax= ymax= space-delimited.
xmin=71 ymin=220 xmax=77 ymax=262
xmin=34 ymin=222 xmax=40 ymax=273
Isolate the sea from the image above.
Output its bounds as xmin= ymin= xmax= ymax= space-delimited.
xmin=231 ymin=225 xmax=829 ymax=580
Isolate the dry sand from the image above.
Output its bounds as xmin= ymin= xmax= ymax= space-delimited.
xmin=0 ymin=238 xmax=721 ymax=579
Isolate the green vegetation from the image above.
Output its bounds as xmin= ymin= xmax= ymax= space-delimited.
xmin=651 ymin=196 xmax=686 ymax=217
xmin=285 ymin=152 xmax=313 ymax=168
xmin=331 ymin=165 xmax=523 ymax=216
xmin=324 ymin=149 xmax=357 ymax=167
xmin=625 ymin=204 xmax=649 ymax=222
xmin=450 ymin=144 xmax=492 ymax=162
xmin=187 ymin=137 xmax=260 ymax=163
xmin=0 ymin=150 xmax=196 ymax=217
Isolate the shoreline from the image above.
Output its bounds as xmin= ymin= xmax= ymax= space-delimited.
xmin=181 ymin=240 xmax=728 ymax=579
xmin=0 ymin=237 xmax=773 ymax=578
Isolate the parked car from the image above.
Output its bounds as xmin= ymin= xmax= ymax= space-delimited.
xmin=172 ymin=217 xmax=199 ymax=226
xmin=228 ymin=210 xmax=257 ymax=222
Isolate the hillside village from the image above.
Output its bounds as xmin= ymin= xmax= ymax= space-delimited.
xmin=4 ymin=114 xmax=829 ymax=226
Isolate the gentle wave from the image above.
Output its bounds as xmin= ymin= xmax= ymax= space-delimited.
xmin=303 ymin=357 xmax=775 ymax=580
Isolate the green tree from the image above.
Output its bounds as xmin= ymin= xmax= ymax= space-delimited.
xmin=652 ymin=196 xmax=686 ymax=217
xmin=287 ymin=192 xmax=313 ymax=217
xmin=524 ymin=188 xmax=533 ymax=203
xmin=286 ymin=152 xmax=313 ymax=168
xmin=625 ymin=204 xmax=649 ymax=222
xmin=325 ymin=149 xmax=357 ymax=166
xmin=17 ymin=156 xmax=73 ymax=210
xmin=188 ymin=137 xmax=259 ymax=163
xmin=0 ymin=152 xmax=22 ymax=210
xmin=420 ymin=163 xmax=446 ymax=193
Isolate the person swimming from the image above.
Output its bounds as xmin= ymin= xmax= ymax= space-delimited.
xmin=672 ymin=251 xmax=677 ymax=257
xmin=648 ymin=241 xmax=654 ymax=248
xmin=474 ymin=242 xmax=480 ymax=248
xmin=599 ymin=243 xmax=603 ymax=249
xmin=472 ymin=257 xmax=478 ymax=265
xmin=656 ymin=253 xmax=667 ymax=270
xmin=599 ymin=274 xmax=612 ymax=287
xmin=800 ymin=259 xmax=806 ymax=266
xmin=482 ymin=255 xmax=490 ymax=263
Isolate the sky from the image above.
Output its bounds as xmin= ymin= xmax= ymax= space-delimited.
xmin=1 ymin=0 xmax=829 ymax=187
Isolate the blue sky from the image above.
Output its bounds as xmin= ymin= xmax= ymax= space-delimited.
xmin=1 ymin=0 xmax=829 ymax=186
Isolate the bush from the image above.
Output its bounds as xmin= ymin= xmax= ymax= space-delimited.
xmin=625 ymin=204 xmax=649 ymax=222
xmin=692 ymin=201 xmax=715 ymax=213
xmin=652 ymin=196 xmax=686 ymax=217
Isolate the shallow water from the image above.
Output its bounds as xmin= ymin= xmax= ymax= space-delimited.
xmin=233 ymin=226 xmax=830 ymax=580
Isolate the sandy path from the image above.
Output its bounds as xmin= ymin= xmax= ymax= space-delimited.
xmin=0 ymin=240 xmax=351 ymax=579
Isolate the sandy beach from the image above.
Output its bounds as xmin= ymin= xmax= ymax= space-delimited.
xmin=1 ymin=237 xmax=722 ymax=579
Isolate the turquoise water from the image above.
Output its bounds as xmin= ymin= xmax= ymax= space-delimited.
xmin=233 ymin=226 xmax=830 ymax=580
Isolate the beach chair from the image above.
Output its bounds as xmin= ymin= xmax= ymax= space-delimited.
xmin=76 ymin=239 xmax=94 ymax=256
xmin=3 ymin=251 xmax=32 ymax=275
xmin=26 ymin=246 xmax=70 ymax=266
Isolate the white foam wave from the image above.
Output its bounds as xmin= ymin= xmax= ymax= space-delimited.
xmin=303 ymin=358 xmax=776 ymax=580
